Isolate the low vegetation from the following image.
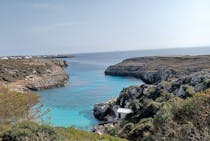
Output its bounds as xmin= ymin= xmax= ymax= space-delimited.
xmin=0 ymin=59 xmax=46 ymax=82
xmin=153 ymin=90 xmax=210 ymax=141
xmin=0 ymin=85 xmax=127 ymax=141
xmin=58 ymin=127 xmax=127 ymax=141
xmin=0 ymin=121 xmax=126 ymax=141
xmin=0 ymin=85 xmax=39 ymax=124
xmin=104 ymin=88 xmax=210 ymax=141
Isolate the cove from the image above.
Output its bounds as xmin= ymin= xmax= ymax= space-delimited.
xmin=37 ymin=53 xmax=143 ymax=130
xmin=37 ymin=48 xmax=210 ymax=130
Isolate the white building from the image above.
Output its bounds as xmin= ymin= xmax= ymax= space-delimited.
xmin=117 ymin=108 xmax=133 ymax=119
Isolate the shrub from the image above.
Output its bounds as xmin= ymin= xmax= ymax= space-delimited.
xmin=155 ymin=90 xmax=174 ymax=102
xmin=1 ymin=121 xmax=59 ymax=141
xmin=129 ymin=118 xmax=154 ymax=140
xmin=119 ymin=122 xmax=134 ymax=136
xmin=58 ymin=127 xmax=127 ymax=141
xmin=172 ymin=90 xmax=210 ymax=126
xmin=0 ymin=86 xmax=39 ymax=124
xmin=153 ymin=103 xmax=173 ymax=125
xmin=153 ymin=89 xmax=210 ymax=140
xmin=107 ymin=127 xmax=119 ymax=136
xmin=183 ymin=85 xmax=195 ymax=97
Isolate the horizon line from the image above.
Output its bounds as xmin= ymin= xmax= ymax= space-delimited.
xmin=1 ymin=46 xmax=210 ymax=57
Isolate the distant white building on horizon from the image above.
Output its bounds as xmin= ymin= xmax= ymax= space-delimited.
xmin=0 ymin=57 xmax=9 ymax=60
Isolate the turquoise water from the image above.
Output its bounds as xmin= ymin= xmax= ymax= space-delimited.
xmin=37 ymin=47 xmax=210 ymax=130
xmin=37 ymin=55 xmax=143 ymax=130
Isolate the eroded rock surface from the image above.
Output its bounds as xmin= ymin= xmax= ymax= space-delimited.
xmin=0 ymin=58 xmax=68 ymax=91
xmin=98 ymin=73 xmax=209 ymax=119
xmin=95 ymin=55 xmax=210 ymax=140
xmin=105 ymin=55 xmax=210 ymax=84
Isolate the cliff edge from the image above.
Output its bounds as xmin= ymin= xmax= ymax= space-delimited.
xmin=105 ymin=55 xmax=210 ymax=84
xmin=0 ymin=58 xmax=68 ymax=91
xmin=94 ymin=55 xmax=210 ymax=141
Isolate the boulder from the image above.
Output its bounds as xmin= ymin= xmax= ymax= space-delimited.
xmin=93 ymin=100 xmax=117 ymax=121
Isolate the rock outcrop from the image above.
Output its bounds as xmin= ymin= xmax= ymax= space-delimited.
xmin=105 ymin=55 xmax=210 ymax=84
xmin=0 ymin=58 xmax=68 ymax=91
xmin=94 ymin=99 xmax=118 ymax=122
xmin=95 ymin=55 xmax=210 ymax=140
xmin=94 ymin=71 xmax=210 ymax=122
xmin=94 ymin=71 xmax=210 ymax=140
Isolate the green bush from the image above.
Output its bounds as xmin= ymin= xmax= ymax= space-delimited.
xmin=1 ymin=121 xmax=59 ymax=141
xmin=107 ymin=127 xmax=119 ymax=136
xmin=155 ymin=90 xmax=174 ymax=102
xmin=183 ymin=85 xmax=195 ymax=97
xmin=153 ymin=90 xmax=210 ymax=140
xmin=153 ymin=103 xmax=173 ymax=125
xmin=129 ymin=118 xmax=154 ymax=140
xmin=119 ymin=123 xmax=134 ymax=135
xmin=0 ymin=121 xmax=128 ymax=141
xmin=172 ymin=91 xmax=210 ymax=126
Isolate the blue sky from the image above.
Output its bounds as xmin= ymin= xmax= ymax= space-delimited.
xmin=0 ymin=0 xmax=210 ymax=55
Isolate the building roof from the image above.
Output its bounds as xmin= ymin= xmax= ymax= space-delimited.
xmin=117 ymin=108 xmax=133 ymax=114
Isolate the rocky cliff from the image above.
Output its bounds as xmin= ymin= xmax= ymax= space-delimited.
xmin=105 ymin=55 xmax=210 ymax=84
xmin=95 ymin=55 xmax=210 ymax=141
xmin=0 ymin=58 xmax=68 ymax=91
xmin=94 ymin=70 xmax=210 ymax=122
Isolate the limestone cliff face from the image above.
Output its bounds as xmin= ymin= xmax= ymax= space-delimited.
xmin=99 ymin=55 xmax=210 ymax=122
xmin=94 ymin=71 xmax=210 ymax=122
xmin=94 ymin=76 xmax=210 ymax=140
xmin=0 ymin=58 xmax=69 ymax=91
xmin=25 ymin=59 xmax=69 ymax=91
xmin=105 ymin=55 xmax=210 ymax=84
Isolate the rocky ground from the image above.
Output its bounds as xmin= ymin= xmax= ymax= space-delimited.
xmin=94 ymin=55 xmax=210 ymax=141
xmin=0 ymin=58 xmax=68 ymax=91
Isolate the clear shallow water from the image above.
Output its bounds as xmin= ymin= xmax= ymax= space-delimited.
xmin=37 ymin=47 xmax=210 ymax=130
xmin=37 ymin=55 xmax=143 ymax=130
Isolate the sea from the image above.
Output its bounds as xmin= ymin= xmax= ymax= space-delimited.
xmin=37 ymin=47 xmax=210 ymax=130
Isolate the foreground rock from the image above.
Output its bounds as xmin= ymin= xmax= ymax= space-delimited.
xmin=94 ymin=71 xmax=210 ymax=140
xmin=94 ymin=70 xmax=210 ymax=121
xmin=105 ymin=55 xmax=210 ymax=84
xmin=0 ymin=58 xmax=68 ymax=91
xmin=94 ymin=99 xmax=118 ymax=122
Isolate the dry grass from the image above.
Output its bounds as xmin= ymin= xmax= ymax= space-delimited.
xmin=0 ymin=85 xmax=39 ymax=124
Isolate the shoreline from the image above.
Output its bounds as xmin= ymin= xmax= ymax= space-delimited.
xmin=0 ymin=58 xmax=69 ymax=92
xmin=93 ymin=55 xmax=210 ymax=140
xmin=105 ymin=55 xmax=210 ymax=84
xmin=2 ymin=53 xmax=210 ymax=140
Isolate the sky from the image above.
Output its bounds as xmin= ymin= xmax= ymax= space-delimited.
xmin=0 ymin=0 xmax=210 ymax=55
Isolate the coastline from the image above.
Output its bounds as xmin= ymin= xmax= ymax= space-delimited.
xmin=2 ymin=53 xmax=210 ymax=140
xmin=94 ymin=55 xmax=210 ymax=140
xmin=0 ymin=57 xmax=69 ymax=92
xmin=105 ymin=55 xmax=210 ymax=84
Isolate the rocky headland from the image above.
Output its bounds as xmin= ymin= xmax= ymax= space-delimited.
xmin=0 ymin=58 xmax=68 ymax=91
xmin=105 ymin=55 xmax=210 ymax=84
xmin=94 ymin=55 xmax=210 ymax=141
